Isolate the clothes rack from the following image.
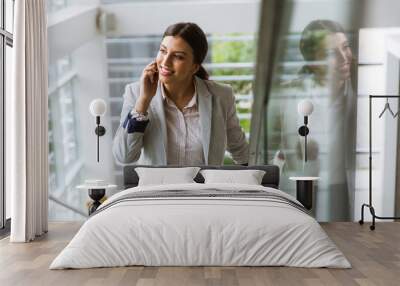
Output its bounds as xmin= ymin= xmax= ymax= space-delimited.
xmin=359 ymin=95 xmax=400 ymax=230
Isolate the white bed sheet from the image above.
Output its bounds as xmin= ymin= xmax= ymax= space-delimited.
xmin=50 ymin=183 xmax=351 ymax=269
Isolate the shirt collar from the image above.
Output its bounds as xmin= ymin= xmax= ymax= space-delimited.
xmin=161 ymin=82 xmax=198 ymax=109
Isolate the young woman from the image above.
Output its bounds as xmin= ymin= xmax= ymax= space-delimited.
xmin=112 ymin=22 xmax=249 ymax=165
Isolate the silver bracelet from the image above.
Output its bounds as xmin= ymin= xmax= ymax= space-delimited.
xmin=130 ymin=109 xmax=149 ymax=121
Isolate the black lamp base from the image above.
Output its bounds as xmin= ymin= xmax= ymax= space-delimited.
xmin=298 ymin=126 xmax=309 ymax=136
xmin=88 ymin=188 xmax=106 ymax=215
xmin=95 ymin=126 xmax=106 ymax=136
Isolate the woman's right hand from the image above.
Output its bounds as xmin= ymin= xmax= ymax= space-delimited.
xmin=136 ymin=61 xmax=159 ymax=113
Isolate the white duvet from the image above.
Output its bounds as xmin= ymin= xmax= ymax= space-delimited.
xmin=50 ymin=183 xmax=351 ymax=269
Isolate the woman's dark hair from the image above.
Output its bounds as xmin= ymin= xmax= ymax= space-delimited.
xmin=300 ymin=20 xmax=345 ymax=61
xmin=163 ymin=22 xmax=209 ymax=80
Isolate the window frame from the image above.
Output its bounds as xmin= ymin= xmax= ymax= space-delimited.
xmin=0 ymin=0 xmax=13 ymax=234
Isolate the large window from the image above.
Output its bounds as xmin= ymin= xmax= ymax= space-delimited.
xmin=48 ymin=55 xmax=86 ymax=220
xmin=46 ymin=0 xmax=260 ymax=220
xmin=0 ymin=0 xmax=14 ymax=231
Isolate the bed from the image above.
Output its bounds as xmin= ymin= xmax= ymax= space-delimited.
xmin=50 ymin=165 xmax=350 ymax=269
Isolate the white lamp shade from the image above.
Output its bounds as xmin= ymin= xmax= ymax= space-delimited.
xmin=89 ymin=98 xmax=107 ymax=116
xmin=297 ymin=99 xmax=314 ymax=116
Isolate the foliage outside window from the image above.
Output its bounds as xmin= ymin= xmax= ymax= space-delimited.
xmin=210 ymin=33 xmax=256 ymax=164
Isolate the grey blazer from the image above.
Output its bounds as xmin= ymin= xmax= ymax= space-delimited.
xmin=112 ymin=76 xmax=249 ymax=165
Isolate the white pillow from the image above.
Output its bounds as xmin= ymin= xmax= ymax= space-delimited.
xmin=200 ymin=169 xmax=266 ymax=185
xmin=135 ymin=167 xmax=200 ymax=186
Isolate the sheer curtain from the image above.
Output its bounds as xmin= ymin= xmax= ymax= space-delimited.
xmin=7 ymin=0 xmax=48 ymax=242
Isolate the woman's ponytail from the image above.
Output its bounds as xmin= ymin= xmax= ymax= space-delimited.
xmin=195 ymin=65 xmax=209 ymax=80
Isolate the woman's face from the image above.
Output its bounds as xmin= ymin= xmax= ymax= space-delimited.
xmin=156 ymin=36 xmax=199 ymax=85
xmin=321 ymin=32 xmax=353 ymax=81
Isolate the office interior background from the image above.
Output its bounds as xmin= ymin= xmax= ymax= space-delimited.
xmin=1 ymin=0 xmax=400 ymax=227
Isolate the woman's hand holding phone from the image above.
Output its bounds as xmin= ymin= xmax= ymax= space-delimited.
xmin=135 ymin=61 xmax=159 ymax=114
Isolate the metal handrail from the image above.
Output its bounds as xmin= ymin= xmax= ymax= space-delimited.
xmin=49 ymin=195 xmax=88 ymax=218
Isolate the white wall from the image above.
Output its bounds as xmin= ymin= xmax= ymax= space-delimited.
xmin=288 ymin=0 xmax=400 ymax=33
xmin=101 ymin=0 xmax=260 ymax=35
xmin=48 ymin=5 xmax=99 ymax=64
xmin=359 ymin=0 xmax=400 ymax=28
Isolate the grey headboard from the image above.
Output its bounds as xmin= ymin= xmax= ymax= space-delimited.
xmin=123 ymin=165 xmax=280 ymax=189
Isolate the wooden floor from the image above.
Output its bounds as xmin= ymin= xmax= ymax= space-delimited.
xmin=0 ymin=222 xmax=399 ymax=286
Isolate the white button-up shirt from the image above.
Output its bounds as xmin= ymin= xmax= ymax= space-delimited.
xmin=162 ymin=85 xmax=205 ymax=165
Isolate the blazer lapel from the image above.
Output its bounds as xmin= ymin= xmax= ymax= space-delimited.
xmin=196 ymin=77 xmax=212 ymax=164
xmin=150 ymin=82 xmax=167 ymax=163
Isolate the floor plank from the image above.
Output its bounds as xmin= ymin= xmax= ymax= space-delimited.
xmin=0 ymin=222 xmax=399 ymax=286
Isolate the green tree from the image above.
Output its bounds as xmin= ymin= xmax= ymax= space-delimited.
xmin=210 ymin=34 xmax=256 ymax=164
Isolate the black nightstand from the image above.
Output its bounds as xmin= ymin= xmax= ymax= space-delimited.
xmin=77 ymin=181 xmax=117 ymax=215
xmin=289 ymin=177 xmax=319 ymax=210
